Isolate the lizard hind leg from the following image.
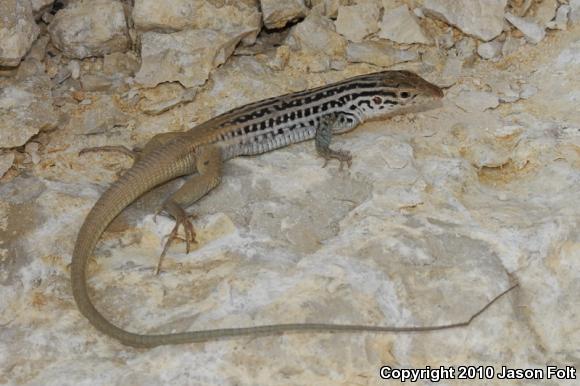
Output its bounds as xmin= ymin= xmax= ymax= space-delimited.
xmin=79 ymin=132 xmax=183 ymax=168
xmin=155 ymin=145 xmax=223 ymax=275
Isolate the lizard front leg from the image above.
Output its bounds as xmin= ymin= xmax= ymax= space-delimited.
xmin=315 ymin=113 xmax=355 ymax=170
xmin=156 ymin=144 xmax=223 ymax=274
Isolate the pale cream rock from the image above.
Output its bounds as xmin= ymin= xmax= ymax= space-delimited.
xmin=346 ymin=40 xmax=418 ymax=67
xmin=423 ymin=0 xmax=507 ymax=41
xmin=66 ymin=96 xmax=131 ymax=135
xmin=505 ymin=12 xmax=546 ymax=44
xmin=68 ymin=60 xmax=81 ymax=80
xmin=309 ymin=0 xmax=340 ymax=18
xmin=572 ymin=0 xmax=580 ymax=24
xmin=137 ymin=83 xmax=197 ymax=115
xmin=287 ymin=13 xmax=346 ymax=56
xmin=286 ymin=12 xmax=347 ymax=71
xmin=0 ymin=75 xmax=57 ymax=149
xmin=335 ymin=1 xmax=381 ymax=42
xmin=453 ymin=90 xmax=500 ymax=112
xmin=502 ymin=34 xmax=526 ymax=56
xmin=0 ymin=0 xmax=40 ymax=66
xmin=103 ymin=52 xmax=140 ymax=76
xmin=31 ymin=0 xmax=54 ymax=17
xmin=0 ymin=152 xmax=15 ymax=178
xmin=48 ymin=0 xmax=130 ymax=59
xmin=132 ymin=0 xmax=262 ymax=46
xmin=547 ymin=4 xmax=570 ymax=30
xmin=136 ymin=29 xmax=249 ymax=88
xmin=260 ymin=0 xmax=308 ymax=29
xmin=531 ymin=0 xmax=558 ymax=27
xmin=477 ymin=40 xmax=503 ymax=60
xmin=378 ymin=5 xmax=432 ymax=45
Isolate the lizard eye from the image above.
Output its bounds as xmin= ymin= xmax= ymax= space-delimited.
xmin=372 ymin=96 xmax=382 ymax=105
xmin=400 ymin=91 xmax=410 ymax=98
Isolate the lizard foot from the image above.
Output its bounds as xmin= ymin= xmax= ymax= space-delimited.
xmin=320 ymin=148 xmax=352 ymax=171
xmin=79 ymin=145 xmax=140 ymax=160
xmin=156 ymin=209 xmax=197 ymax=275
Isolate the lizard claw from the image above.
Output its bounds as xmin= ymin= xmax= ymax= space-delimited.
xmin=320 ymin=149 xmax=352 ymax=171
xmin=156 ymin=213 xmax=197 ymax=275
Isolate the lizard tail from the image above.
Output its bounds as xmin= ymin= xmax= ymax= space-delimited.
xmin=72 ymin=143 xmax=515 ymax=348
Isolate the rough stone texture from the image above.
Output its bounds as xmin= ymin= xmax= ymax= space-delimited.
xmin=135 ymin=29 xmax=249 ymax=88
xmin=379 ymin=5 xmax=432 ymax=45
xmin=1 ymin=5 xmax=580 ymax=385
xmin=286 ymin=12 xmax=347 ymax=71
xmin=31 ymin=0 xmax=54 ymax=17
xmin=548 ymin=4 xmax=570 ymax=30
xmin=477 ymin=40 xmax=503 ymax=59
xmin=132 ymin=0 xmax=262 ymax=46
xmin=0 ymin=0 xmax=40 ymax=66
xmin=335 ymin=2 xmax=381 ymax=42
xmin=506 ymin=12 xmax=546 ymax=44
xmin=451 ymin=89 xmax=500 ymax=112
xmin=0 ymin=75 xmax=58 ymax=149
xmin=572 ymin=0 xmax=580 ymax=24
xmin=531 ymin=0 xmax=558 ymax=27
xmin=0 ymin=152 xmax=15 ymax=178
xmin=310 ymin=0 xmax=341 ymax=18
xmin=260 ymin=0 xmax=308 ymax=29
xmin=48 ymin=0 xmax=130 ymax=59
xmin=423 ymin=0 xmax=507 ymax=41
xmin=346 ymin=40 xmax=418 ymax=67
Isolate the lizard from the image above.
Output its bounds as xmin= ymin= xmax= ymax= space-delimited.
xmin=72 ymin=70 xmax=452 ymax=348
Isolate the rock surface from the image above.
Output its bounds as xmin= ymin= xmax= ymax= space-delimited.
xmin=0 ymin=75 xmax=58 ymax=148
xmin=505 ymin=12 xmax=547 ymax=44
xmin=378 ymin=5 xmax=432 ymax=45
xmin=423 ymin=0 xmax=507 ymax=41
xmin=346 ymin=40 xmax=418 ymax=67
xmin=1 ymin=2 xmax=580 ymax=385
xmin=260 ymin=0 xmax=308 ymax=29
xmin=335 ymin=2 xmax=381 ymax=42
xmin=48 ymin=0 xmax=130 ymax=59
xmin=133 ymin=0 xmax=262 ymax=46
xmin=135 ymin=29 xmax=249 ymax=88
xmin=0 ymin=0 xmax=40 ymax=66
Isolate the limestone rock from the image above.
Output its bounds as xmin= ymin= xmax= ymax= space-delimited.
xmin=572 ymin=0 xmax=580 ymax=24
xmin=547 ymin=5 xmax=570 ymax=30
xmin=346 ymin=40 xmax=418 ymax=67
xmin=287 ymin=13 xmax=346 ymax=59
xmin=48 ymin=0 xmax=130 ymax=59
xmin=260 ymin=0 xmax=308 ymax=29
xmin=505 ymin=12 xmax=546 ymax=44
xmin=31 ymin=0 xmax=54 ymax=17
xmin=135 ymin=29 xmax=250 ymax=88
xmin=335 ymin=2 xmax=381 ymax=42
xmin=132 ymin=0 xmax=262 ymax=46
xmin=137 ymin=83 xmax=197 ymax=115
xmin=103 ymin=52 xmax=140 ymax=76
xmin=453 ymin=90 xmax=500 ymax=113
xmin=531 ymin=0 xmax=557 ymax=27
xmin=477 ymin=40 xmax=503 ymax=60
xmin=423 ymin=0 xmax=507 ymax=42
xmin=378 ymin=5 xmax=432 ymax=45
xmin=0 ymin=75 xmax=58 ymax=149
xmin=67 ymin=96 xmax=131 ymax=135
xmin=310 ymin=0 xmax=340 ymax=18
xmin=0 ymin=0 xmax=40 ymax=66
xmin=0 ymin=152 xmax=15 ymax=178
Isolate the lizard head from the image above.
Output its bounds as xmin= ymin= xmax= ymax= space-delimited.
xmin=353 ymin=70 xmax=444 ymax=121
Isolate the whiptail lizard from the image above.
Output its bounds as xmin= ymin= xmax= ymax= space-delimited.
xmin=72 ymin=70 xmax=449 ymax=347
